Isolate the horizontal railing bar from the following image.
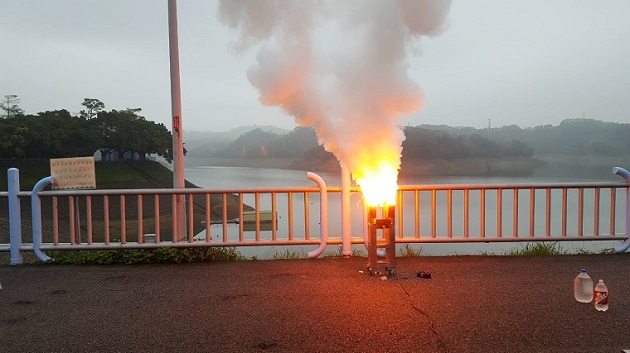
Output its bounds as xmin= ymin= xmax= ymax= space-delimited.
xmin=399 ymin=182 xmax=626 ymax=191
xmin=396 ymin=235 xmax=623 ymax=243
xmin=39 ymin=239 xmax=339 ymax=250
xmin=27 ymin=182 xmax=627 ymax=198
xmin=0 ymin=191 xmax=32 ymax=197
xmin=0 ymin=232 xmax=621 ymax=253
xmin=31 ymin=233 xmax=626 ymax=248
xmin=37 ymin=186 xmax=333 ymax=197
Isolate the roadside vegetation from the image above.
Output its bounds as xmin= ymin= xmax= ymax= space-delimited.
xmin=503 ymin=242 xmax=568 ymax=256
xmin=44 ymin=247 xmax=244 ymax=265
xmin=270 ymin=249 xmax=307 ymax=260
xmin=2 ymin=242 xmax=610 ymax=265
xmin=324 ymin=246 xmax=366 ymax=258
xmin=398 ymin=244 xmax=423 ymax=257
xmin=482 ymin=242 xmax=607 ymax=256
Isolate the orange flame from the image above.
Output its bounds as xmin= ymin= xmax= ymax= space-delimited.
xmin=355 ymin=159 xmax=399 ymax=207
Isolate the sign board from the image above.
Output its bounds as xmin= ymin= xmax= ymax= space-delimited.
xmin=50 ymin=157 xmax=96 ymax=190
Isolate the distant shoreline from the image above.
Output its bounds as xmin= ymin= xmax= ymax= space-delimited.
xmin=185 ymin=154 xmax=630 ymax=180
xmin=185 ymin=156 xmax=545 ymax=177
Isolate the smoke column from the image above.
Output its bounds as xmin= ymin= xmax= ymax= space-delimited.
xmin=218 ymin=0 xmax=451 ymax=203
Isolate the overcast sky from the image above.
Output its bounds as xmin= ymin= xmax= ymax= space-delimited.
xmin=1 ymin=0 xmax=629 ymax=133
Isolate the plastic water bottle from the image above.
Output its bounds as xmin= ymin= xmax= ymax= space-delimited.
xmin=573 ymin=268 xmax=593 ymax=303
xmin=594 ymin=279 xmax=609 ymax=311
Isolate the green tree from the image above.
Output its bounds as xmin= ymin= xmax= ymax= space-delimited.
xmin=0 ymin=118 xmax=28 ymax=158
xmin=92 ymin=109 xmax=175 ymax=162
xmin=21 ymin=110 xmax=98 ymax=158
xmin=1 ymin=94 xmax=24 ymax=119
xmin=80 ymin=98 xmax=105 ymax=119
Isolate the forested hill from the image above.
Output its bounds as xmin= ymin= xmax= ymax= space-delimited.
xmin=186 ymin=119 xmax=629 ymax=163
xmin=187 ymin=125 xmax=535 ymax=161
xmin=418 ymin=118 xmax=630 ymax=156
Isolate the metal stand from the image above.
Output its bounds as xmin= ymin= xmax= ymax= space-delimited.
xmin=367 ymin=205 xmax=396 ymax=276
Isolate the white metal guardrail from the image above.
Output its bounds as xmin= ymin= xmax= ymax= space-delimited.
xmin=2 ymin=168 xmax=629 ymax=264
xmin=396 ymin=182 xmax=627 ymax=242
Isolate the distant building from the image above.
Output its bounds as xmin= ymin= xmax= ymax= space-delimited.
xmin=94 ymin=150 xmax=145 ymax=162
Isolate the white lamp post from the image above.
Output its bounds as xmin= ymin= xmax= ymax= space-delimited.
xmin=168 ymin=0 xmax=186 ymax=241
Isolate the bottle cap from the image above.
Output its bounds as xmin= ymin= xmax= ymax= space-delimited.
xmin=581 ymin=268 xmax=587 ymax=272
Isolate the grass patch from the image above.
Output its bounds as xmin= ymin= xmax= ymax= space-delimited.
xmin=324 ymin=246 xmax=365 ymax=258
xmin=45 ymin=247 xmax=245 ymax=265
xmin=0 ymin=161 xmax=53 ymax=190
xmin=398 ymin=244 xmax=423 ymax=257
xmin=504 ymin=242 xmax=567 ymax=256
xmin=94 ymin=162 xmax=149 ymax=185
xmin=270 ymin=249 xmax=306 ymax=260
xmin=0 ymin=160 xmax=175 ymax=190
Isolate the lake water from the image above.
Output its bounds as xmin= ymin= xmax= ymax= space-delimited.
xmin=183 ymin=165 xmax=627 ymax=258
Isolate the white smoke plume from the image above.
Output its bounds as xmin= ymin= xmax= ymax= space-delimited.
xmin=218 ymin=0 xmax=451 ymax=197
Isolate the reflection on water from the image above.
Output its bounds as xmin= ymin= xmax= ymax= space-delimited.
xmin=185 ymin=165 xmax=626 ymax=257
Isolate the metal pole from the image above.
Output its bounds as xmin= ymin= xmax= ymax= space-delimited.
xmin=168 ymin=0 xmax=186 ymax=242
xmin=8 ymin=168 xmax=23 ymax=265
xmin=341 ymin=165 xmax=352 ymax=257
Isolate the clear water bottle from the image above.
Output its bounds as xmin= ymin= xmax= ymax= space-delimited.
xmin=573 ymin=268 xmax=593 ymax=303
xmin=594 ymin=279 xmax=609 ymax=311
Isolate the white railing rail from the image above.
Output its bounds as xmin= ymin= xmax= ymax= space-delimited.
xmin=39 ymin=186 xmax=326 ymax=246
xmin=396 ymin=182 xmax=627 ymax=243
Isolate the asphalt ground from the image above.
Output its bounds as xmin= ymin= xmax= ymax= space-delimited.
xmin=1 ymin=254 xmax=629 ymax=353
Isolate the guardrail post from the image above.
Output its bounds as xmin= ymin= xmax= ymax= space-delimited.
xmin=611 ymin=167 xmax=630 ymax=253
xmin=31 ymin=176 xmax=54 ymax=262
xmin=8 ymin=168 xmax=23 ymax=265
